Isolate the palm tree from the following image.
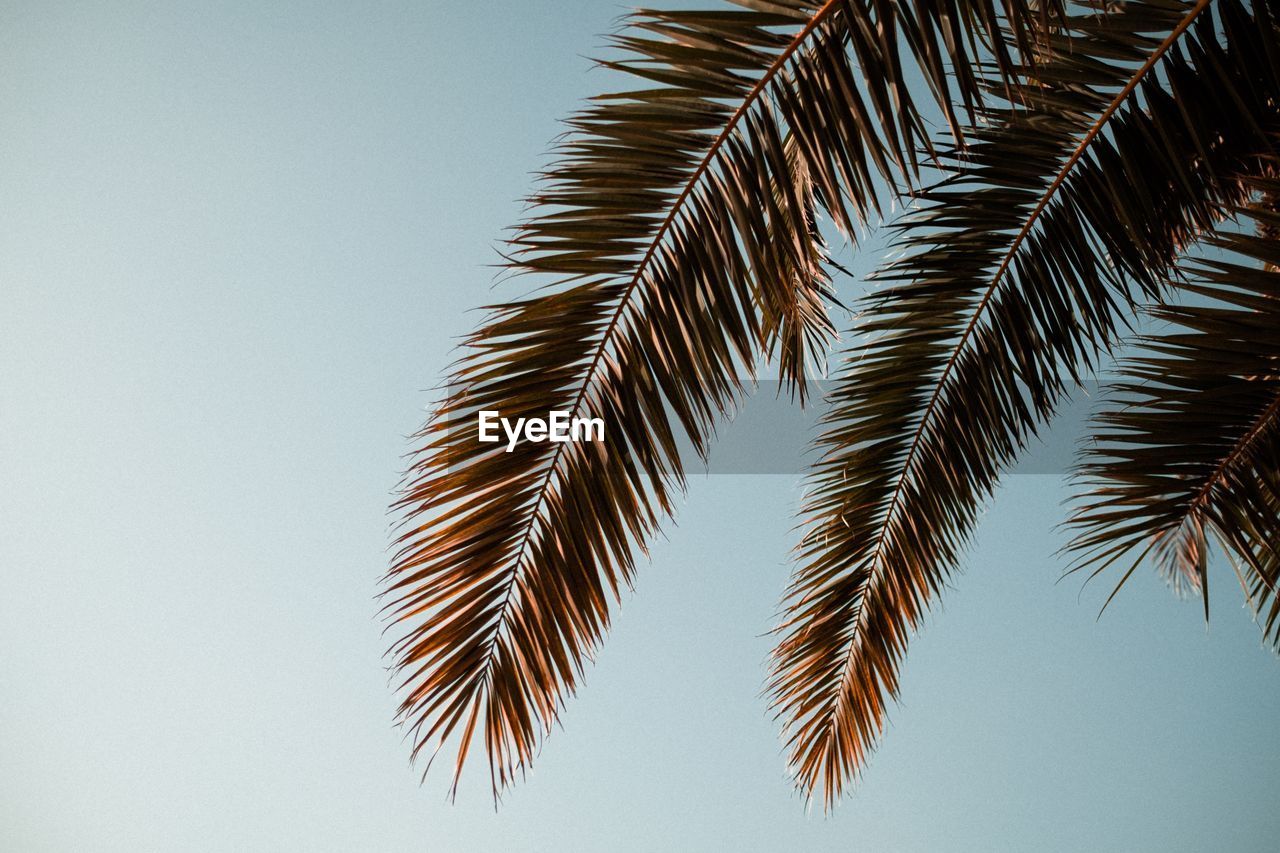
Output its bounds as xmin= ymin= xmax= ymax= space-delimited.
xmin=383 ymin=0 xmax=1280 ymax=808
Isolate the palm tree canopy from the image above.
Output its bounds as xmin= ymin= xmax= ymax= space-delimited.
xmin=385 ymin=0 xmax=1280 ymax=807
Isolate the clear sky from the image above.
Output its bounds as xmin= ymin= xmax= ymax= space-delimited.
xmin=1 ymin=2 xmax=1277 ymax=851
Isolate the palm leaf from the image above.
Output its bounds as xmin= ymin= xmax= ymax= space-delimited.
xmin=384 ymin=0 xmax=1050 ymax=798
xmin=1068 ymin=181 xmax=1280 ymax=647
xmin=770 ymin=0 xmax=1280 ymax=807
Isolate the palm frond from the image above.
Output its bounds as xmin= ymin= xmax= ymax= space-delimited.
xmin=770 ymin=0 xmax=1280 ymax=807
xmin=385 ymin=0 xmax=1050 ymax=798
xmin=1068 ymin=181 xmax=1280 ymax=647
xmin=762 ymin=132 xmax=839 ymax=401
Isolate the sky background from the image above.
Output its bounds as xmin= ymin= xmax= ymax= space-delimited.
xmin=1 ymin=2 xmax=1278 ymax=851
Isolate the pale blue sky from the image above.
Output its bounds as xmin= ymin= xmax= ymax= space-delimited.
xmin=1 ymin=2 xmax=1277 ymax=851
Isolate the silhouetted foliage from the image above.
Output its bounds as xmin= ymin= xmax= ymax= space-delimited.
xmin=384 ymin=0 xmax=1280 ymax=807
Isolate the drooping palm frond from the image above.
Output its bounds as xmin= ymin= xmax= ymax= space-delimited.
xmin=770 ymin=0 xmax=1280 ymax=806
xmin=1067 ymin=182 xmax=1280 ymax=647
xmin=385 ymin=0 xmax=1051 ymax=797
xmin=761 ymin=132 xmax=839 ymax=403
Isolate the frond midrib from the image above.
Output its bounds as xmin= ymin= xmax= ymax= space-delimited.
xmin=1186 ymin=385 xmax=1280 ymax=521
xmin=471 ymin=0 xmax=844 ymax=715
xmin=816 ymin=0 xmax=1216 ymax=745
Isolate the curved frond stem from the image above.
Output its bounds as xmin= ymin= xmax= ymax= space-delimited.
xmin=473 ymin=0 xmax=844 ymax=736
xmin=824 ymin=0 xmax=1214 ymax=748
xmin=774 ymin=0 xmax=1280 ymax=806
xmin=1067 ymin=184 xmax=1280 ymax=647
xmin=1186 ymin=394 xmax=1280 ymax=518
xmin=984 ymin=0 xmax=1214 ymax=292
xmin=507 ymin=0 xmax=842 ymax=548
